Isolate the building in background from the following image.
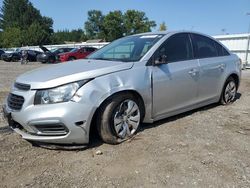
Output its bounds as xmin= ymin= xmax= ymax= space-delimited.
xmin=214 ymin=33 xmax=250 ymax=69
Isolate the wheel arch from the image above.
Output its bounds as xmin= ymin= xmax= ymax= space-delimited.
xmin=226 ymin=73 xmax=240 ymax=90
xmin=68 ymin=56 xmax=76 ymax=60
xmin=89 ymin=90 xmax=146 ymax=138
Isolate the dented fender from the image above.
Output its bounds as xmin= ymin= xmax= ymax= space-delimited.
xmin=75 ymin=63 xmax=154 ymax=123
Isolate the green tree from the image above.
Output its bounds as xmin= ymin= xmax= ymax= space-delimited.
xmin=1 ymin=27 xmax=23 ymax=47
xmin=123 ymin=10 xmax=156 ymax=35
xmin=0 ymin=0 xmax=53 ymax=47
xmin=24 ymin=22 xmax=51 ymax=46
xmin=84 ymin=10 xmax=104 ymax=39
xmin=84 ymin=10 xmax=157 ymax=41
xmin=70 ymin=29 xmax=87 ymax=42
xmin=52 ymin=29 xmax=87 ymax=44
xmin=0 ymin=32 xmax=3 ymax=48
xmin=102 ymin=10 xmax=124 ymax=41
xmin=159 ymin=22 xmax=167 ymax=31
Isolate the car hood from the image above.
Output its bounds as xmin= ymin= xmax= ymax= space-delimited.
xmin=16 ymin=59 xmax=134 ymax=89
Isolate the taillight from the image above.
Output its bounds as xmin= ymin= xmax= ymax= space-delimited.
xmin=239 ymin=58 xmax=242 ymax=68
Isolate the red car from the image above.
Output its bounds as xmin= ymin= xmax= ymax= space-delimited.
xmin=59 ymin=47 xmax=97 ymax=62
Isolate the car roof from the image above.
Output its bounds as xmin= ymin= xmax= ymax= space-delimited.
xmin=133 ymin=30 xmax=214 ymax=39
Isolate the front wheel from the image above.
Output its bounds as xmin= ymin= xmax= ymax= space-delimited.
xmin=97 ymin=93 xmax=142 ymax=144
xmin=68 ymin=57 xmax=76 ymax=61
xmin=220 ymin=77 xmax=237 ymax=105
xmin=48 ymin=57 xmax=55 ymax=63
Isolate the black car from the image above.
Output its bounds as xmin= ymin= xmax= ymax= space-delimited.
xmin=0 ymin=50 xmax=5 ymax=59
xmin=1 ymin=50 xmax=42 ymax=62
xmin=37 ymin=46 xmax=74 ymax=63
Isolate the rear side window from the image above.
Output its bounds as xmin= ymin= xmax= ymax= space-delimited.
xmin=214 ymin=41 xmax=230 ymax=56
xmin=64 ymin=48 xmax=72 ymax=52
xmin=159 ymin=33 xmax=193 ymax=63
xmin=192 ymin=34 xmax=217 ymax=58
xmin=58 ymin=49 xmax=64 ymax=53
xmin=79 ymin=48 xmax=86 ymax=53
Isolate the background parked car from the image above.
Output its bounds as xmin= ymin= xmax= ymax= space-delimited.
xmin=37 ymin=46 xmax=74 ymax=63
xmin=1 ymin=50 xmax=42 ymax=62
xmin=0 ymin=49 xmax=5 ymax=59
xmin=59 ymin=47 xmax=97 ymax=62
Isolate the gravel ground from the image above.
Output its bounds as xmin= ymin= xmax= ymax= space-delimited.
xmin=0 ymin=60 xmax=250 ymax=188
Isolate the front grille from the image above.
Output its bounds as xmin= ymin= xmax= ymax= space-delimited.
xmin=14 ymin=82 xmax=31 ymax=91
xmin=7 ymin=93 xmax=25 ymax=110
xmin=1 ymin=54 xmax=10 ymax=58
xmin=32 ymin=124 xmax=68 ymax=136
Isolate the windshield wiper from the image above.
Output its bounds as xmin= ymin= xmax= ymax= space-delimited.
xmin=87 ymin=57 xmax=135 ymax=62
xmin=87 ymin=57 xmax=119 ymax=61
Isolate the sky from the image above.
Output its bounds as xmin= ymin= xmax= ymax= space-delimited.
xmin=0 ymin=0 xmax=250 ymax=35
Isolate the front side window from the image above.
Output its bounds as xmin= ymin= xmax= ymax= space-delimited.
xmin=158 ymin=33 xmax=193 ymax=63
xmin=87 ymin=48 xmax=96 ymax=52
xmin=88 ymin=34 xmax=163 ymax=62
xmin=192 ymin=34 xmax=217 ymax=58
xmin=64 ymin=48 xmax=72 ymax=52
xmin=79 ymin=48 xmax=86 ymax=53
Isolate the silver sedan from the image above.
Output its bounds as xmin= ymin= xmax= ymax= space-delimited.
xmin=3 ymin=31 xmax=241 ymax=145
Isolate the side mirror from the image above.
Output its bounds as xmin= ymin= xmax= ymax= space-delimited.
xmin=154 ymin=54 xmax=167 ymax=65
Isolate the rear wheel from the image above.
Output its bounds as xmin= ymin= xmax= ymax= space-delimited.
xmin=220 ymin=77 xmax=237 ymax=105
xmin=97 ymin=93 xmax=142 ymax=144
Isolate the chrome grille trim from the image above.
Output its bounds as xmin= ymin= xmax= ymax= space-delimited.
xmin=31 ymin=123 xmax=69 ymax=136
xmin=7 ymin=93 xmax=25 ymax=110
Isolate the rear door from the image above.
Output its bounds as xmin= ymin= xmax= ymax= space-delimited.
xmin=152 ymin=33 xmax=199 ymax=118
xmin=191 ymin=34 xmax=228 ymax=102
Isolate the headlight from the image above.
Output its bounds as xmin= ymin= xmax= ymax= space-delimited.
xmin=34 ymin=80 xmax=90 ymax=105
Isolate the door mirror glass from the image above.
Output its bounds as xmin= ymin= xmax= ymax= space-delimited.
xmin=155 ymin=54 xmax=167 ymax=65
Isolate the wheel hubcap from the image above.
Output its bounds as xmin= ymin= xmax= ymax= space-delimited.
xmin=224 ymin=81 xmax=236 ymax=103
xmin=113 ymin=100 xmax=140 ymax=139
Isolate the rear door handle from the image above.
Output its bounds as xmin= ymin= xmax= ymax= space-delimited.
xmin=219 ymin=64 xmax=225 ymax=70
xmin=188 ymin=69 xmax=198 ymax=76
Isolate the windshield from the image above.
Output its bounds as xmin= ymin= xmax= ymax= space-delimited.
xmin=50 ymin=48 xmax=58 ymax=53
xmin=88 ymin=34 xmax=164 ymax=62
xmin=69 ymin=48 xmax=78 ymax=53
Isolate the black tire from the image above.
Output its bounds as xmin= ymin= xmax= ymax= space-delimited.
xmin=220 ymin=77 xmax=237 ymax=105
xmin=48 ymin=57 xmax=55 ymax=63
xmin=12 ymin=56 xmax=19 ymax=62
xmin=97 ymin=93 xmax=143 ymax=144
xmin=68 ymin=57 xmax=76 ymax=61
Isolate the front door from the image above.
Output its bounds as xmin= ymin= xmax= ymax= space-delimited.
xmin=152 ymin=33 xmax=199 ymax=118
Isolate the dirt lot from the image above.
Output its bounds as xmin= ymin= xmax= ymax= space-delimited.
xmin=0 ymin=60 xmax=250 ymax=188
